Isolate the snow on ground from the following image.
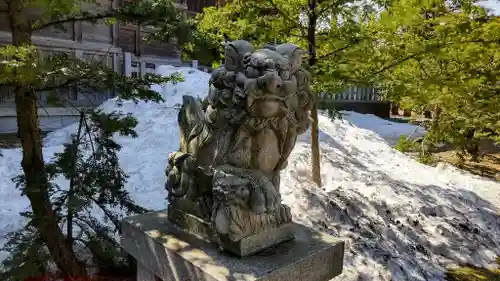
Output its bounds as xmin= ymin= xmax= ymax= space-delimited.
xmin=340 ymin=111 xmax=427 ymax=146
xmin=0 ymin=66 xmax=499 ymax=280
xmin=284 ymin=115 xmax=500 ymax=280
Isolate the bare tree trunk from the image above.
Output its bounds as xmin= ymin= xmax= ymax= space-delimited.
xmin=7 ymin=0 xmax=87 ymax=277
xmin=422 ymin=105 xmax=441 ymax=155
xmin=391 ymin=103 xmax=399 ymax=116
xmin=403 ymin=108 xmax=412 ymax=117
xmin=67 ymin=112 xmax=85 ymax=247
xmin=310 ymin=101 xmax=321 ymax=186
xmin=308 ymin=0 xmax=321 ymax=186
xmin=430 ymin=105 xmax=441 ymax=131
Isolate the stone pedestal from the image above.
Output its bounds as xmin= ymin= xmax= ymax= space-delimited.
xmin=121 ymin=209 xmax=345 ymax=281
xmin=167 ymin=206 xmax=296 ymax=257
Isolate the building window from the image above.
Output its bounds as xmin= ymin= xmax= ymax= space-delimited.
xmin=131 ymin=61 xmax=139 ymax=68
xmin=145 ymin=63 xmax=155 ymax=69
xmin=131 ymin=72 xmax=138 ymax=78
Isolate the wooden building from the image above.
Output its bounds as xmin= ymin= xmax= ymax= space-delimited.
xmin=0 ymin=0 xmax=196 ymax=133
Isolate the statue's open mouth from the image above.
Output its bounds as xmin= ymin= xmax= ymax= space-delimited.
xmin=247 ymin=94 xmax=288 ymax=118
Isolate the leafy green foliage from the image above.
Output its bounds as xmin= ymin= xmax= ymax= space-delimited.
xmin=395 ymin=135 xmax=418 ymax=152
xmin=180 ymin=28 xmax=223 ymax=67
xmin=117 ymin=0 xmax=196 ymax=46
xmin=0 ymin=55 xmax=183 ymax=278
xmin=0 ymin=223 xmax=50 ymax=281
xmin=394 ymin=135 xmax=436 ymax=165
xmin=337 ymin=0 xmax=500 ymax=154
xmin=49 ymin=54 xmax=182 ymax=104
xmin=417 ymin=153 xmax=436 ymax=165
xmin=194 ymin=0 xmax=378 ymax=187
xmin=196 ymin=0 xmax=367 ymax=93
xmin=0 ymin=50 xmax=182 ymax=275
xmin=2 ymin=48 xmax=183 ymax=107
xmin=0 ymin=45 xmax=39 ymax=86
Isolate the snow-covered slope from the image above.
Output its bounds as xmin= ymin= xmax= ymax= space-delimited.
xmin=341 ymin=111 xmax=427 ymax=145
xmin=284 ymin=113 xmax=500 ymax=280
xmin=0 ymin=66 xmax=499 ymax=281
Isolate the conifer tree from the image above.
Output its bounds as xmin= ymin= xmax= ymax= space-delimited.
xmin=0 ymin=0 xmax=189 ymax=277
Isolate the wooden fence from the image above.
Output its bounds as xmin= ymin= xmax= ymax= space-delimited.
xmin=319 ymin=86 xmax=382 ymax=102
xmin=318 ymin=86 xmax=390 ymax=118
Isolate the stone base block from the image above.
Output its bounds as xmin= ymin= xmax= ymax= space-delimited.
xmin=167 ymin=207 xmax=296 ymax=257
xmin=121 ymin=209 xmax=345 ymax=281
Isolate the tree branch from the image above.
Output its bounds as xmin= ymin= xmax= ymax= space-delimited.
xmin=317 ymin=0 xmax=342 ymax=16
xmin=35 ymin=76 xmax=81 ymax=92
xmin=66 ymin=112 xmax=85 ymax=246
xmin=33 ymin=11 xmax=117 ymax=31
xmin=83 ymin=116 xmax=96 ymax=157
xmin=317 ymin=38 xmax=361 ymax=60
xmin=36 ymin=98 xmax=50 ymax=117
xmin=264 ymin=0 xmax=302 ymax=30
xmin=363 ymin=39 xmax=500 ymax=79
xmin=373 ymin=51 xmax=427 ymax=76
xmin=33 ymin=8 xmax=173 ymax=31
xmin=289 ymin=32 xmax=306 ymax=39
xmin=415 ymin=59 xmax=429 ymax=78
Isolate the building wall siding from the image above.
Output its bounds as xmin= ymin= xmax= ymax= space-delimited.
xmin=118 ymin=25 xmax=138 ymax=54
xmin=117 ymin=24 xmax=180 ymax=58
xmin=0 ymin=107 xmax=84 ymax=134
xmin=0 ymin=0 xmax=190 ymax=133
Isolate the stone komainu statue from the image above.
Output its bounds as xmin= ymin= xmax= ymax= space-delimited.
xmin=165 ymin=40 xmax=315 ymax=256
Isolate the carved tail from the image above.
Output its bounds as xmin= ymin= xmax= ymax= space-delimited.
xmin=178 ymin=95 xmax=205 ymax=153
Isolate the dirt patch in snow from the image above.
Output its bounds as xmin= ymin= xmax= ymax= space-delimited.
xmin=433 ymin=139 xmax=500 ymax=182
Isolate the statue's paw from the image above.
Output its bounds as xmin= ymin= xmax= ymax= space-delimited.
xmin=250 ymin=181 xmax=280 ymax=214
xmin=166 ymin=168 xmax=179 ymax=188
xmin=279 ymin=206 xmax=287 ymax=222
xmin=264 ymin=185 xmax=280 ymax=213
xmin=284 ymin=205 xmax=292 ymax=221
xmin=265 ymin=197 xmax=278 ymax=213
xmin=296 ymin=123 xmax=310 ymax=135
xmin=251 ymin=185 xmax=280 ymax=214
xmin=214 ymin=207 xmax=230 ymax=235
xmin=251 ymin=204 xmax=267 ymax=214
xmin=276 ymin=205 xmax=291 ymax=223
